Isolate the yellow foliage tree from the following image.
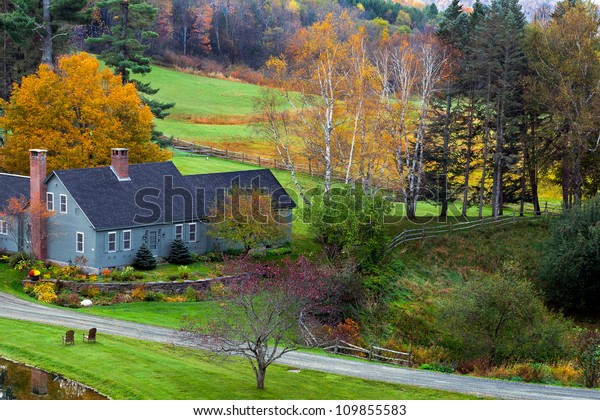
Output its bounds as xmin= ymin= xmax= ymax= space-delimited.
xmin=0 ymin=52 xmax=171 ymax=174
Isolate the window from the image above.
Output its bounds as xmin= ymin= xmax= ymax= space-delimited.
xmin=76 ymin=232 xmax=84 ymax=253
xmin=123 ymin=230 xmax=131 ymax=251
xmin=46 ymin=192 xmax=54 ymax=212
xmin=107 ymin=232 xmax=117 ymax=252
xmin=175 ymin=224 xmax=183 ymax=241
xmin=189 ymin=223 xmax=197 ymax=242
xmin=60 ymin=194 xmax=67 ymax=214
xmin=0 ymin=220 xmax=7 ymax=235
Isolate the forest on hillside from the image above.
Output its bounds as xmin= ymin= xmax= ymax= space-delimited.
xmin=2 ymin=0 xmax=600 ymax=214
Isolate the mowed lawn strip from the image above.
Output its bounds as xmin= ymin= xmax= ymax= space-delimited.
xmin=0 ymin=318 xmax=477 ymax=400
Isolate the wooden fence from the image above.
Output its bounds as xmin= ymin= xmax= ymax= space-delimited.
xmin=174 ymin=138 xmax=326 ymax=177
xmin=322 ymin=340 xmax=412 ymax=367
xmin=386 ymin=206 xmax=561 ymax=253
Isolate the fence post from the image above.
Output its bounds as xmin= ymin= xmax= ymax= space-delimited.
xmin=309 ymin=160 xmax=313 ymax=176
xmin=334 ymin=341 xmax=339 ymax=355
xmin=273 ymin=158 xmax=276 ymax=168
xmin=513 ymin=210 xmax=516 ymax=223
xmin=209 ymin=146 xmax=213 ymax=156
xmin=369 ymin=344 xmax=374 ymax=361
xmin=421 ymin=227 xmax=425 ymax=240
xmin=225 ymin=150 xmax=228 ymax=159
xmin=258 ymin=156 xmax=261 ymax=167
xmin=242 ymin=153 xmax=245 ymax=163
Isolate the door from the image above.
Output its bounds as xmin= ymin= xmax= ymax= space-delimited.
xmin=147 ymin=230 xmax=158 ymax=256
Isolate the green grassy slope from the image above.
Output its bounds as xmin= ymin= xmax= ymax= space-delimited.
xmin=137 ymin=66 xmax=268 ymax=118
xmin=0 ymin=318 xmax=476 ymax=400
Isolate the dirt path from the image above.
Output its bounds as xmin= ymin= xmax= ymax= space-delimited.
xmin=1 ymin=291 xmax=599 ymax=400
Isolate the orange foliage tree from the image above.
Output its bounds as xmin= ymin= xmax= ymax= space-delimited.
xmin=0 ymin=52 xmax=171 ymax=175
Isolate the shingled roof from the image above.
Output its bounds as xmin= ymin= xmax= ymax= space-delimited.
xmin=50 ymin=162 xmax=295 ymax=230
xmin=0 ymin=174 xmax=29 ymax=211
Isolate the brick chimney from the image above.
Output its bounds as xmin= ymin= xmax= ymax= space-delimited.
xmin=111 ymin=148 xmax=130 ymax=180
xmin=29 ymin=149 xmax=47 ymax=260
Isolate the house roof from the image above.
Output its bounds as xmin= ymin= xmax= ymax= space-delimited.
xmin=50 ymin=162 xmax=295 ymax=230
xmin=0 ymin=174 xmax=29 ymax=211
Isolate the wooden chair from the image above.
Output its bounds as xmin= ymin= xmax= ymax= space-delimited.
xmin=83 ymin=328 xmax=97 ymax=343
xmin=63 ymin=330 xmax=75 ymax=345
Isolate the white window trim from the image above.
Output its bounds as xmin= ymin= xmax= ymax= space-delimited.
xmin=59 ymin=194 xmax=67 ymax=214
xmin=107 ymin=231 xmax=117 ymax=253
xmin=46 ymin=192 xmax=54 ymax=212
xmin=188 ymin=223 xmax=197 ymax=243
xmin=175 ymin=224 xmax=183 ymax=241
xmin=76 ymin=232 xmax=84 ymax=253
xmin=123 ymin=230 xmax=132 ymax=251
xmin=0 ymin=220 xmax=7 ymax=235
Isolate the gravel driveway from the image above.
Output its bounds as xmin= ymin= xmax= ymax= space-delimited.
xmin=1 ymin=291 xmax=599 ymax=400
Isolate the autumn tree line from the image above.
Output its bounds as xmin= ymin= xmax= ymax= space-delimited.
xmin=262 ymin=0 xmax=600 ymax=219
xmin=1 ymin=0 xmax=600 ymax=214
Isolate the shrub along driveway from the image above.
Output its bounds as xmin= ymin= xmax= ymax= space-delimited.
xmin=0 ymin=290 xmax=599 ymax=400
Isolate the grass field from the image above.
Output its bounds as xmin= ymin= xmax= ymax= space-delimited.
xmin=136 ymin=65 xmax=281 ymax=156
xmin=0 ymin=318 xmax=477 ymax=400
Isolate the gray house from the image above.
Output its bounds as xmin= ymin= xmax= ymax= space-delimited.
xmin=0 ymin=149 xmax=294 ymax=272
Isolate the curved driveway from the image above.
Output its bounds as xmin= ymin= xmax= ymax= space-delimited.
xmin=1 ymin=291 xmax=600 ymax=400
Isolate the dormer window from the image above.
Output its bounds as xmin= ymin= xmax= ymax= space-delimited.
xmin=0 ymin=220 xmax=7 ymax=235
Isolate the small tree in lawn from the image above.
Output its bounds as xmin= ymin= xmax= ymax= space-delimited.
xmin=168 ymin=239 xmax=192 ymax=265
xmin=133 ymin=243 xmax=156 ymax=270
xmin=182 ymin=256 xmax=331 ymax=390
xmin=0 ymin=194 xmax=53 ymax=256
xmin=209 ymin=188 xmax=288 ymax=257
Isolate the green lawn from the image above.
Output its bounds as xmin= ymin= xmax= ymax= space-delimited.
xmin=156 ymin=118 xmax=258 ymax=143
xmin=78 ymin=301 xmax=217 ymax=329
xmin=0 ymin=318 xmax=477 ymax=400
xmin=136 ymin=66 xmax=272 ymax=118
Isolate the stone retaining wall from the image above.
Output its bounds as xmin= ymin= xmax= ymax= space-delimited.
xmin=23 ymin=276 xmax=234 ymax=295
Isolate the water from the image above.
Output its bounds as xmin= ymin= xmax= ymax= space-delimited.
xmin=0 ymin=357 xmax=107 ymax=400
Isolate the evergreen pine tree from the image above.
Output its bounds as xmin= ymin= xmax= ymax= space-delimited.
xmin=86 ymin=0 xmax=174 ymax=126
xmin=168 ymin=239 xmax=192 ymax=265
xmin=133 ymin=243 xmax=157 ymax=270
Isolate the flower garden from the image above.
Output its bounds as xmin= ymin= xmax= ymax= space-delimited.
xmin=1 ymin=253 xmax=224 ymax=308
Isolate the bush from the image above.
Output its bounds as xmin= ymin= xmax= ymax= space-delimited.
xmin=133 ymin=244 xmax=156 ymax=270
xmin=540 ymin=194 xmax=600 ymax=314
xmin=32 ymin=282 xmax=57 ymax=304
xmin=143 ymin=291 xmax=166 ymax=302
xmin=112 ymin=266 xmax=137 ymax=282
xmin=131 ymin=285 xmax=146 ymax=301
xmin=57 ymin=292 xmax=82 ymax=308
xmin=81 ymin=286 xmax=100 ymax=299
xmin=437 ymin=263 xmax=572 ymax=364
xmin=111 ymin=293 xmax=133 ymax=304
xmin=574 ymin=329 xmax=600 ymax=388
xmin=419 ymin=363 xmax=454 ymax=373
xmin=185 ymin=286 xmax=198 ymax=302
xmin=168 ymin=239 xmax=193 ymax=265
xmin=194 ymin=252 xmax=225 ymax=262
xmin=178 ymin=265 xmax=190 ymax=280
xmin=8 ymin=252 xmax=30 ymax=269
